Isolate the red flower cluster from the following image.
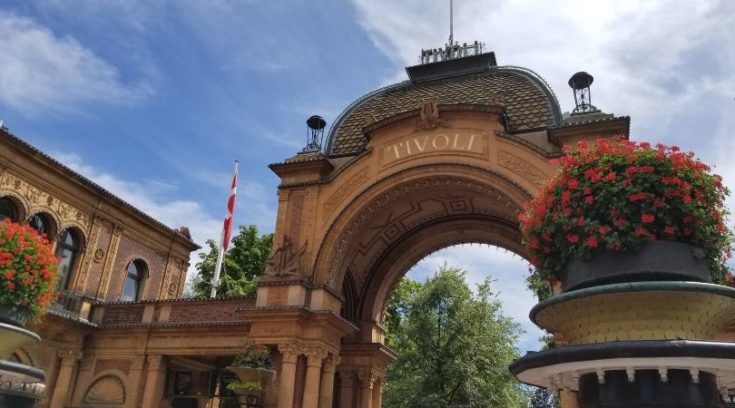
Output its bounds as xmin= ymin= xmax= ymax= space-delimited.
xmin=0 ymin=218 xmax=59 ymax=319
xmin=519 ymin=137 xmax=732 ymax=298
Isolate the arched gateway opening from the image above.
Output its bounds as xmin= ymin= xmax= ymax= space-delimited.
xmin=245 ymin=49 xmax=629 ymax=408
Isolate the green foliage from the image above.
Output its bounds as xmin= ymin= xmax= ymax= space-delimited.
xmin=384 ymin=278 xmax=422 ymax=348
xmin=529 ymin=387 xmax=558 ymax=408
xmin=226 ymin=380 xmax=262 ymax=392
xmin=231 ymin=344 xmax=273 ymax=370
xmin=383 ymin=264 xmax=527 ymax=408
xmin=192 ymin=225 xmax=273 ymax=298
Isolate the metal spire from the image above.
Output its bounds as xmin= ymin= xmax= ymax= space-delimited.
xmin=449 ymin=0 xmax=454 ymax=46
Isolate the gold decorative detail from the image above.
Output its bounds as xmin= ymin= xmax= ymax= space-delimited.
xmin=97 ymin=226 xmax=122 ymax=299
xmin=263 ymin=236 xmax=307 ymax=279
xmin=497 ymin=150 xmax=547 ymax=188
xmin=84 ymin=375 xmax=125 ymax=404
xmin=167 ymin=281 xmax=178 ymax=296
xmin=93 ymin=248 xmax=105 ymax=263
xmin=490 ymin=91 xmax=506 ymax=106
xmin=535 ymin=290 xmax=735 ymax=345
xmin=0 ymin=171 xmax=91 ymax=231
xmin=323 ymin=169 xmax=369 ymax=215
xmin=417 ymin=98 xmax=444 ymax=130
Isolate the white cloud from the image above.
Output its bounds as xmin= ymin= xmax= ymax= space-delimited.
xmin=355 ymin=0 xmax=735 ymax=352
xmin=0 ymin=12 xmax=150 ymax=115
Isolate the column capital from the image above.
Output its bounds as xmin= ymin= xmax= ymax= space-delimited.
xmin=131 ymin=355 xmax=146 ymax=370
xmin=147 ymin=354 xmax=165 ymax=371
xmin=303 ymin=346 xmax=328 ymax=363
xmin=323 ymin=354 xmax=340 ymax=373
xmin=279 ymin=343 xmax=302 ymax=362
xmin=357 ymin=371 xmax=375 ymax=389
xmin=57 ymin=349 xmax=83 ymax=365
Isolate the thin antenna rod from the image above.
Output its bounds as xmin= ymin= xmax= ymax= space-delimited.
xmin=449 ymin=0 xmax=454 ymax=45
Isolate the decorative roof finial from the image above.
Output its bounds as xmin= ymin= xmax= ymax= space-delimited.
xmin=568 ymin=72 xmax=599 ymax=114
xmin=417 ymin=0 xmax=485 ymax=65
xmin=449 ymin=0 xmax=454 ymax=47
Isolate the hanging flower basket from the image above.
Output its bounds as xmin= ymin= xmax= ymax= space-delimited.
xmin=519 ymin=138 xmax=732 ymax=299
xmin=0 ymin=219 xmax=59 ymax=324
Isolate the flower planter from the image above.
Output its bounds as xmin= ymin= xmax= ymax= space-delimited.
xmin=225 ymin=366 xmax=276 ymax=402
xmin=561 ymin=241 xmax=710 ymax=291
xmin=0 ymin=304 xmax=29 ymax=327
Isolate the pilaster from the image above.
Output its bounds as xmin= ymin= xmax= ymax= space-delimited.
xmin=49 ymin=349 xmax=82 ymax=408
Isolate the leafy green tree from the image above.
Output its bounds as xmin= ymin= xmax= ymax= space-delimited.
xmin=191 ymin=225 xmax=273 ymax=298
xmin=529 ymin=387 xmax=557 ymax=408
xmin=384 ymin=264 xmax=527 ymax=408
xmin=384 ymin=278 xmax=422 ymax=348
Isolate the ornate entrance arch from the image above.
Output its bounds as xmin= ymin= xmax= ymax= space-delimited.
xmin=244 ymin=58 xmax=629 ymax=408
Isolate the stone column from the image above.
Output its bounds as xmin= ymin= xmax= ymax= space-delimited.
xmin=277 ymin=344 xmax=301 ymax=408
xmin=70 ymin=354 xmax=96 ymax=405
xmin=372 ymin=378 xmax=383 ymax=408
xmin=338 ymin=371 xmax=356 ymax=408
xmin=49 ymin=349 xmax=83 ymax=408
xmin=141 ymin=355 xmax=167 ymax=408
xmin=358 ymin=371 xmax=374 ymax=408
xmin=319 ymin=355 xmax=339 ymax=408
xmin=302 ymin=347 xmax=327 ymax=408
xmin=124 ymin=356 xmax=146 ymax=408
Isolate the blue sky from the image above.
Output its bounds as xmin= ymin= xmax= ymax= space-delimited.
xmin=1 ymin=1 xmax=733 ymax=353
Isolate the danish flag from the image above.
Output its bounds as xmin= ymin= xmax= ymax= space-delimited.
xmin=211 ymin=160 xmax=238 ymax=297
xmin=221 ymin=161 xmax=238 ymax=250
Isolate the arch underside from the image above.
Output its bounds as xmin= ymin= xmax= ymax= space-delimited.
xmin=318 ymin=165 xmax=531 ymax=325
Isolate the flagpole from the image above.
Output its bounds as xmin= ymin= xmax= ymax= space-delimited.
xmin=211 ymin=160 xmax=238 ymax=298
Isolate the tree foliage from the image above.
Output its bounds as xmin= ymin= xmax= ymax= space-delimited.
xmin=191 ymin=225 xmax=272 ymax=298
xmin=383 ymin=264 xmax=527 ymax=408
xmin=529 ymin=387 xmax=557 ymax=408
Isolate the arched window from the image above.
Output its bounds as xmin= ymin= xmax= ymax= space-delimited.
xmin=27 ymin=213 xmax=54 ymax=237
xmin=0 ymin=197 xmax=18 ymax=222
xmin=55 ymin=229 xmax=80 ymax=290
xmin=122 ymin=260 xmax=147 ymax=301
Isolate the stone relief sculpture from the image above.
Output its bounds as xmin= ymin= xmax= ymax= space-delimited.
xmin=418 ymin=97 xmax=444 ymax=130
xmin=263 ymin=235 xmax=307 ymax=279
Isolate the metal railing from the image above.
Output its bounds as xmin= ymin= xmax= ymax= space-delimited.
xmin=48 ymin=289 xmax=91 ymax=320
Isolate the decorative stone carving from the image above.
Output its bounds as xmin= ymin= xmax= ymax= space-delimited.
xmin=498 ymin=150 xmax=547 ymax=188
xmin=93 ymin=248 xmax=105 ymax=263
xmin=57 ymin=349 xmax=83 ymax=364
xmin=417 ymin=98 xmax=444 ymax=130
xmin=263 ymin=236 xmax=307 ymax=279
xmin=323 ymin=168 xmax=370 ymax=215
xmin=490 ymin=91 xmax=506 ymax=106
xmin=0 ymin=171 xmax=91 ymax=231
xmin=83 ymin=375 xmax=125 ymax=404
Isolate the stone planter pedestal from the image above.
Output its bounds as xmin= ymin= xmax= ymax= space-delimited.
xmin=0 ymin=305 xmax=46 ymax=408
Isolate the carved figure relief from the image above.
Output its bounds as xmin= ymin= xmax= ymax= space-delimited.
xmin=264 ymin=235 xmax=307 ymax=279
xmin=417 ymin=97 xmax=444 ymax=130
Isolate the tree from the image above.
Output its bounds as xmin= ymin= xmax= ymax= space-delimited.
xmin=529 ymin=387 xmax=557 ymax=408
xmin=191 ymin=225 xmax=273 ymax=298
xmin=383 ymin=264 xmax=527 ymax=408
xmin=384 ymin=278 xmax=422 ymax=348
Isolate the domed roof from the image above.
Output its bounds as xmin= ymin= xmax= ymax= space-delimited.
xmin=326 ymin=65 xmax=563 ymax=156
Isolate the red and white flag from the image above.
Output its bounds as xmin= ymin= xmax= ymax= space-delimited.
xmin=211 ymin=160 xmax=238 ymax=298
xmin=221 ymin=161 xmax=238 ymax=251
